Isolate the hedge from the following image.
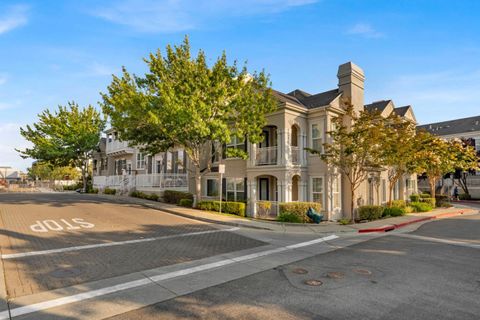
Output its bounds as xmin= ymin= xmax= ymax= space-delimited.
xmin=358 ymin=205 xmax=384 ymax=221
xmin=391 ymin=200 xmax=406 ymax=208
xmin=383 ymin=206 xmax=406 ymax=217
xmin=277 ymin=212 xmax=303 ymax=223
xmin=409 ymin=194 xmax=420 ymax=202
xmin=279 ymin=202 xmax=322 ymax=223
xmin=130 ymin=190 xmax=159 ymax=201
xmin=179 ymin=198 xmax=193 ymax=208
xmin=104 ymin=187 xmax=116 ymax=195
xmin=435 ymin=195 xmax=449 ymax=207
xmin=163 ymin=190 xmax=194 ymax=204
xmin=197 ymin=200 xmax=246 ymax=217
xmin=420 ymin=197 xmax=436 ymax=207
xmin=420 ymin=193 xmax=431 ymax=198
xmin=459 ymin=193 xmax=472 ymax=200
xmin=410 ymin=201 xmax=433 ymax=212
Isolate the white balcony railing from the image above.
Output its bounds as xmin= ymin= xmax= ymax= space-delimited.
xmin=255 ymin=146 xmax=277 ymax=165
xmin=290 ymin=146 xmax=301 ymax=165
xmin=93 ymin=173 xmax=188 ymax=191
xmin=105 ymin=139 xmax=134 ymax=155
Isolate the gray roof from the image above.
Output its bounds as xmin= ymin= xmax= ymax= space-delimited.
xmin=393 ymin=105 xmax=410 ymax=117
xmin=364 ymin=100 xmax=391 ymax=113
xmin=417 ymin=115 xmax=480 ymax=136
xmin=275 ymin=88 xmax=340 ymax=109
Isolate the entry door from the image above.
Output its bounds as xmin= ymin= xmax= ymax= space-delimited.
xmin=259 ymin=178 xmax=269 ymax=200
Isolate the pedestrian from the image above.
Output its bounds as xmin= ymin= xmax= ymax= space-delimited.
xmin=453 ymin=186 xmax=459 ymax=201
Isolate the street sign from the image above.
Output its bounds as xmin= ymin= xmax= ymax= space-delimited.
xmin=218 ymin=164 xmax=225 ymax=174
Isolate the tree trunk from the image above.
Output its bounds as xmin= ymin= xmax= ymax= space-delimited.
xmin=388 ymin=183 xmax=394 ymax=207
xmin=458 ymin=175 xmax=469 ymax=195
xmin=350 ymin=187 xmax=356 ymax=223
xmin=81 ymin=163 xmax=87 ymax=193
xmin=194 ymin=165 xmax=202 ymax=208
xmin=429 ymin=177 xmax=436 ymax=198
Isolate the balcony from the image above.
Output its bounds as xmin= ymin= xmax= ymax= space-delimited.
xmin=290 ymin=146 xmax=301 ymax=165
xmin=106 ymin=139 xmax=135 ymax=155
xmin=255 ymin=147 xmax=277 ymax=165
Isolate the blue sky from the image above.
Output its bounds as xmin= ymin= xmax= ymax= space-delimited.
xmin=1 ymin=0 xmax=480 ymax=170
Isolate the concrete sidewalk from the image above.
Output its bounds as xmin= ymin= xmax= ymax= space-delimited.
xmin=93 ymin=194 xmax=478 ymax=234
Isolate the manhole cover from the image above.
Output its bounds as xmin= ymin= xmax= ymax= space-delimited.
xmin=327 ymin=271 xmax=345 ymax=279
xmin=304 ymin=279 xmax=323 ymax=286
xmin=50 ymin=268 xmax=82 ymax=278
xmin=292 ymin=268 xmax=308 ymax=274
xmin=353 ymin=268 xmax=372 ymax=276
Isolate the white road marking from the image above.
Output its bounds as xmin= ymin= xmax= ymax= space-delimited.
xmin=1 ymin=227 xmax=241 ymax=259
xmin=0 ymin=234 xmax=338 ymax=319
xmin=30 ymin=218 xmax=95 ymax=233
xmin=394 ymin=233 xmax=480 ymax=249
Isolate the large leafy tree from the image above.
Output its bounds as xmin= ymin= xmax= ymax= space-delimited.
xmin=18 ymin=102 xmax=105 ymax=191
xmin=451 ymin=138 xmax=479 ymax=196
xmin=101 ymin=37 xmax=276 ymax=204
xmin=380 ymin=114 xmax=418 ymax=205
xmin=308 ymin=106 xmax=385 ymax=222
xmin=28 ymin=162 xmax=80 ymax=181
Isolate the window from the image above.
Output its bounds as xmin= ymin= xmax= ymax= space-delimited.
xmin=136 ymin=153 xmax=145 ymax=169
xmin=311 ymin=122 xmax=324 ymax=152
xmin=176 ymin=150 xmax=185 ymax=173
xmin=226 ymin=178 xmax=245 ymax=201
xmin=226 ymin=135 xmax=246 ymax=158
xmin=332 ymin=175 xmax=341 ymax=209
xmin=166 ymin=152 xmax=173 ymax=173
xmin=206 ymin=179 xmax=219 ymax=197
xmin=312 ymin=177 xmax=324 ymax=204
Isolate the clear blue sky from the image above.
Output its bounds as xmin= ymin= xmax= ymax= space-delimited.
xmin=1 ymin=0 xmax=480 ymax=170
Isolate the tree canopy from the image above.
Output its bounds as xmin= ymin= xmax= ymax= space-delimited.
xmin=101 ymin=36 xmax=277 ymax=203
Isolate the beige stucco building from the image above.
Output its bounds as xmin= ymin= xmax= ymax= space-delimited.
xmin=93 ymin=61 xmax=418 ymax=220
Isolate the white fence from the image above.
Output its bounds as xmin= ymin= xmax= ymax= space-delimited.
xmin=93 ymin=174 xmax=188 ymax=191
xmin=255 ymin=147 xmax=278 ymax=165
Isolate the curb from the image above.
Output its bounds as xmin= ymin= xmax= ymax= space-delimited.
xmin=358 ymin=209 xmax=473 ymax=233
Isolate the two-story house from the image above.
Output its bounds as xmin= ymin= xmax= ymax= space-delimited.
xmin=93 ymin=61 xmax=418 ymax=220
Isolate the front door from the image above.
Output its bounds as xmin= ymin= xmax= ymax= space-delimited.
xmin=259 ymin=178 xmax=269 ymax=200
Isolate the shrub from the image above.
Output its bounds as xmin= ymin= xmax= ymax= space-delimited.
xmin=409 ymin=194 xmax=420 ymax=202
xmin=383 ymin=207 xmax=406 ymax=217
xmin=277 ymin=212 xmax=303 ymax=223
xmin=279 ymin=202 xmax=322 ymax=223
xmin=163 ymin=190 xmax=194 ymax=204
xmin=410 ymin=201 xmax=433 ymax=212
xmin=88 ymin=188 xmax=99 ymax=194
xmin=339 ymin=218 xmax=351 ymax=225
xmin=420 ymin=197 xmax=436 ymax=207
xmin=104 ymin=187 xmax=116 ymax=195
xmin=404 ymin=206 xmax=414 ymax=214
xmin=147 ymin=193 xmax=159 ymax=201
xmin=391 ymin=200 xmax=406 ymax=208
xmin=179 ymin=198 xmax=193 ymax=208
xmin=420 ymin=193 xmax=431 ymax=198
xmin=198 ymin=201 xmax=246 ymax=217
xmin=459 ymin=193 xmax=472 ymax=200
xmin=358 ymin=205 xmax=384 ymax=221
xmin=435 ymin=195 xmax=448 ymax=207
xmin=130 ymin=191 xmax=159 ymax=201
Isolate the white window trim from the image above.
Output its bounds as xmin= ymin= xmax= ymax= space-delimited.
xmin=310 ymin=120 xmax=325 ymax=153
xmin=332 ymin=174 xmax=341 ymax=210
xmin=136 ymin=152 xmax=146 ymax=170
xmin=225 ymin=135 xmax=246 ymax=159
xmin=226 ymin=177 xmax=245 ymax=202
xmin=310 ymin=176 xmax=325 ymax=210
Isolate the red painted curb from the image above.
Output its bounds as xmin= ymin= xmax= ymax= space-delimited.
xmin=357 ymin=209 xmax=469 ymax=233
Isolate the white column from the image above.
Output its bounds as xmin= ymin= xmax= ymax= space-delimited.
xmin=277 ymin=129 xmax=283 ymax=165
xmin=248 ymin=179 xmax=257 ymax=217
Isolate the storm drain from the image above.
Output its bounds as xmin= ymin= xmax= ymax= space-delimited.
xmin=304 ymin=279 xmax=323 ymax=286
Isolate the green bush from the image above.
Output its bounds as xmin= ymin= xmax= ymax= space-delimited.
xmin=383 ymin=207 xmax=406 ymax=217
xmin=277 ymin=212 xmax=303 ymax=223
xmin=87 ymin=187 xmax=99 ymax=194
xmin=410 ymin=201 xmax=433 ymax=212
xmin=435 ymin=194 xmax=449 ymax=207
xmin=420 ymin=197 xmax=436 ymax=207
xmin=420 ymin=193 xmax=431 ymax=198
xmin=104 ymin=187 xmax=116 ymax=195
xmin=404 ymin=206 xmax=414 ymax=214
xmin=409 ymin=194 xmax=420 ymax=202
xmin=279 ymin=202 xmax=322 ymax=223
xmin=163 ymin=190 xmax=194 ymax=204
xmin=459 ymin=193 xmax=472 ymax=200
xmin=198 ymin=201 xmax=246 ymax=217
xmin=130 ymin=190 xmax=159 ymax=201
xmin=179 ymin=198 xmax=193 ymax=208
xmin=338 ymin=218 xmax=351 ymax=225
xmin=358 ymin=205 xmax=384 ymax=221
xmin=391 ymin=200 xmax=406 ymax=208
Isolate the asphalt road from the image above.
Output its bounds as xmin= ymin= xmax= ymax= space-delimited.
xmin=110 ymin=213 xmax=480 ymax=320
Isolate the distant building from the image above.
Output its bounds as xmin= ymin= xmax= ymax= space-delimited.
xmin=0 ymin=166 xmax=24 ymax=183
xmin=417 ymin=115 xmax=480 ymax=198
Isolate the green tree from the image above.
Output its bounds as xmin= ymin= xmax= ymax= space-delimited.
xmin=18 ymin=102 xmax=105 ymax=192
xmin=380 ymin=114 xmax=418 ymax=206
xmin=101 ymin=37 xmax=276 ymax=204
xmin=451 ymin=138 xmax=479 ymax=196
xmin=308 ymin=106 xmax=385 ymax=222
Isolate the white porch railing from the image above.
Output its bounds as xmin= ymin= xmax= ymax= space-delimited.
xmin=93 ymin=173 xmax=188 ymax=191
xmin=255 ymin=147 xmax=277 ymax=165
xmin=254 ymin=200 xmax=279 ymax=219
xmin=105 ymin=140 xmax=134 ymax=155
